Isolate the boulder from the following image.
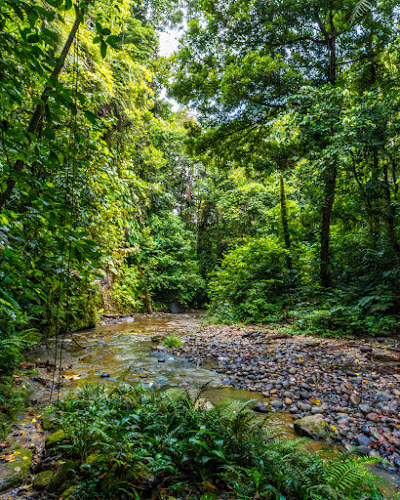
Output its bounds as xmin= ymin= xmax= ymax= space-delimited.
xmin=294 ymin=415 xmax=328 ymax=439
xmin=0 ymin=448 xmax=33 ymax=492
xmin=253 ymin=402 xmax=269 ymax=413
xmin=45 ymin=429 xmax=66 ymax=449
xmin=33 ymin=470 xmax=54 ymax=490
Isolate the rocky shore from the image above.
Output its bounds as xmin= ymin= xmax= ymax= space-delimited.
xmin=171 ymin=325 xmax=400 ymax=473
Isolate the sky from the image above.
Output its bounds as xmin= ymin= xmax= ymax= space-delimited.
xmin=158 ymin=29 xmax=181 ymax=57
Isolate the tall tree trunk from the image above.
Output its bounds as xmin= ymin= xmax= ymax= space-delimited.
xmin=383 ymin=163 xmax=400 ymax=266
xmin=0 ymin=13 xmax=82 ymax=212
xmin=280 ymin=176 xmax=292 ymax=270
xmin=320 ymin=166 xmax=337 ymax=288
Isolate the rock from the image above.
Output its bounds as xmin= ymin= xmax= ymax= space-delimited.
xmin=194 ymin=398 xmax=214 ymax=410
xmin=366 ymin=413 xmax=379 ymax=423
xmin=270 ymin=400 xmax=283 ymax=409
xmin=360 ymin=346 xmax=372 ymax=353
xmin=151 ymin=335 xmax=165 ymax=343
xmin=100 ymin=373 xmax=110 ymax=378
xmin=350 ymin=394 xmax=361 ymax=405
xmin=170 ymin=302 xmax=184 ymax=314
xmin=294 ymin=415 xmax=328 ymax=439
xmin=62 ymin=485 xmax=80 ymax=500
xmin=0 ymin=448 xmax=33 ymax=492
xmin=84 ymin=454 xmax=103 ymax=466
xmin=288 ymin=367 xmax=297 ymax=374
xmin=253 ymin=402 xmax=269 ymax=413
xmin=359 ymin=403 xmax=372 ymax=414
xmin=355 ymin=435 xmax=372 ymax=447
xmin=33 ymin=470 xmax=54 ymax=490
xmin=285 ymin=397 xmax=293 ymax=405
xmin=354 ymin=446 xmax=370 ymax=456
xmin=45 ymin=429 xmax=66 ymax=449
xmin=297 ymin=402 xmax=312 ymax=411
xmin=300 ymin=391 xmax=310 ymax=400
xmin=47 ymin=460 xmax=76 ymax=494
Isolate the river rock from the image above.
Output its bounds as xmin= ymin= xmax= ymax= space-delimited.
xmin=100 ymin=373 xmax=110 ymax=378
xmin=360 ymin=346 xmax=373 ymax=353
xmin=270 ymin=399 xmax=283 ymax=409
xmin=350 ymin=394 xmax=361 ymax=405
xmin=294 ymin=415 xmax=328 ymax=439
xmin=253 ymin=402 xmax=269 ymax=413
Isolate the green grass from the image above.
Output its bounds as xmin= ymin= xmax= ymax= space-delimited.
xmin=48 ymin=384 xmax=390 ymax=500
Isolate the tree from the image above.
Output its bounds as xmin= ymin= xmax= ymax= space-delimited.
xmin=171 ymin=0 xmax=395 ymax=286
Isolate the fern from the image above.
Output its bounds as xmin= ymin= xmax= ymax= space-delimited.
xmin=350 ymin=0 xmax=374 ymax=24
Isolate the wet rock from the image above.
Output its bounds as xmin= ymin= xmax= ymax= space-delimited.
xmin=33 ymin=470 xmax=54 ymax=490
xmin=151 ymin=335 xmax=165 ymax=343
xmin=0 ymin=448 xmax=33 ymax=492
xmin=253 ymin=402 xmax=269 ymax=413
xmin=294 ymin=415 xmax=328 ymax=439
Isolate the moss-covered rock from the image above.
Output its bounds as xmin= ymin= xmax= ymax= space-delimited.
xmin=45 ymin=429 xmax=66 ymax=449
xmin=84 ymin=453 xmax=103 ymax=466
xmin=32 ymin=470 xmax=54 ymax=490
xmin=41 ymin=414 xmax=57 ymax=431
xmin=47 ymin=459 xmax=76 ymax=494
xmin=62 ymin=484 xmax=79 ymax=499
xmin=294 ymin=414 xmax=328 ymax=439
xmin=0 ymin=448 xmax=33 ymax=492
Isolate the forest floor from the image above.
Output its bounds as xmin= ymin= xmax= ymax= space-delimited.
xmin=170 ymin=324 xmax=400 ymax=474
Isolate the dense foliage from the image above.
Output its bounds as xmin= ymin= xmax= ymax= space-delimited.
xmin=169 ymin=0 xmax=400 ymax=333
xmin=48 ymin=384 xmax=387 ymax=499
xmin=2 ymin=0 xmax=400 ymax=372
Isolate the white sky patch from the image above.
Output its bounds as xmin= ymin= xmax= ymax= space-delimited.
xmin=158 ymin=30 xmax=181 ymax=56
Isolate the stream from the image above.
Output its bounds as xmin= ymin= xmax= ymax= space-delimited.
xmin=24 ymin=314 xmax=400 ymax=493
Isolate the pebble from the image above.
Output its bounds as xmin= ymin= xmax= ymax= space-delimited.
xmin=173 ymin=325 xmax=400 ymax=472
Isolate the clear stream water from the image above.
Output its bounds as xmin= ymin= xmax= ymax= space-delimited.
xmin=32 ymin=314 xmax=398 ymax=493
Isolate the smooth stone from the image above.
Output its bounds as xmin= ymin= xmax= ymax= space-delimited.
xmin=359 ymin=403 xmax=372 ymax=414
xmin=294 ymin=415 xmax=328 ymax=439
xmin=350 ymin=394 xmax=361 ymax=405
xmin=253 ymin=402 xmax=269 ymax=413
xmin=100 ymin=373 xmax=110 ymax=378
xmin=360 ymin=346 xmax=373 ymax=353
xmin=300 ymin=391 xmax=310 ymax=400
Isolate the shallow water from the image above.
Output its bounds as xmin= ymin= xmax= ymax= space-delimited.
xmin=31 ymin=314 xmax=399 ymax=493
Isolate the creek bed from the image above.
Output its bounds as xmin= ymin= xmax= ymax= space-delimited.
xmin=29 ymin=314 xmax=400 ymax=493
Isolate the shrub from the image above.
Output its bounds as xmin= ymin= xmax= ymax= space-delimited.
xmin=208 ymin=236 xmax=291 ymax=323
xmin=50 ymin=384 xmax=385 ymax=500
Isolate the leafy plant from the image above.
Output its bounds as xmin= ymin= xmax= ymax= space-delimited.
xmin=162 ymin=334 xmax=184 ymax=348
xmin=49 ymin=385 xmax=385 ymax=500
